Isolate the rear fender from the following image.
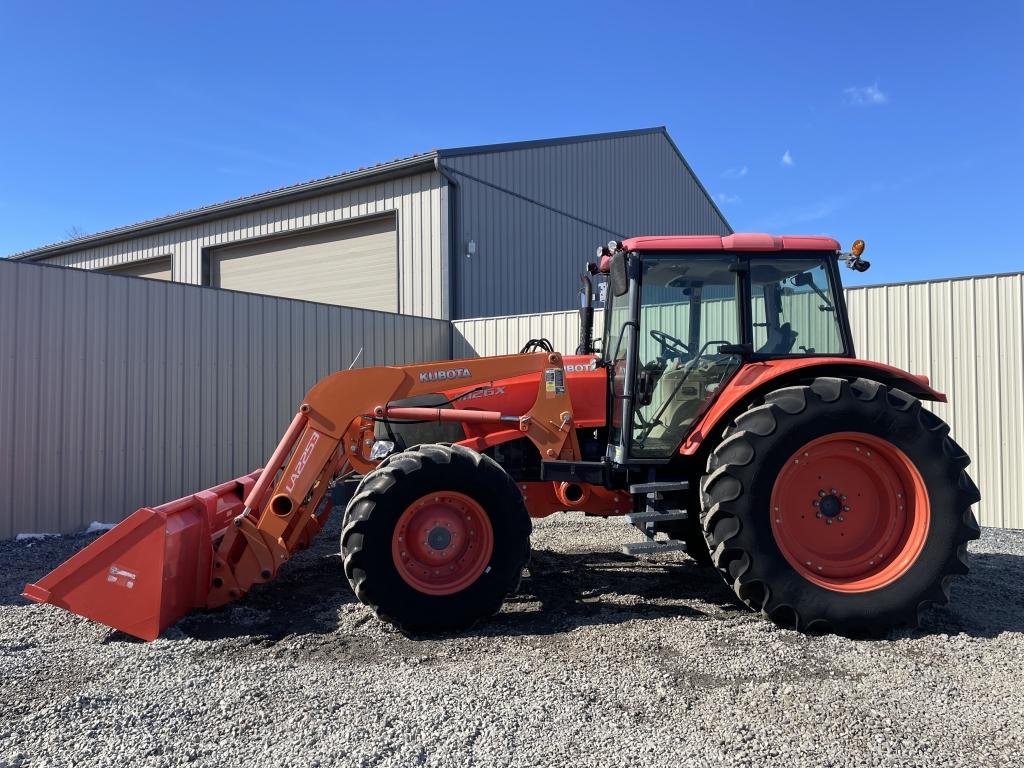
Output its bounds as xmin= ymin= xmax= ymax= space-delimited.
xmin=680 ymin=357 xmax=945 ymax=456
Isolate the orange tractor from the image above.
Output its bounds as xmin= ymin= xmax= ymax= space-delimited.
xmin=25 ymin=234 xmax=980 ymax=639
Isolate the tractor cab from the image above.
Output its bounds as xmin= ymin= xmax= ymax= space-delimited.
xmin=598 ymin=235 xmax=855 ymax=464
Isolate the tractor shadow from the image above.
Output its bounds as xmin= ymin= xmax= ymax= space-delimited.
xmin=172 ymin=545 xmax=740 ymax=644
xmin=174 ymin=547 xmax=357 ymax=644
xmin=910 ymin=552 xmax=1024 ymax=639
xmin=172 ymin=547 xmax=1024 ymax=644
xmin=476 ymin=548 xmax=743 ymax=637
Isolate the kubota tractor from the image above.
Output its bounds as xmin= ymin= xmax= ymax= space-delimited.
xmin=25 ymin=234 xmax=980 ymax=639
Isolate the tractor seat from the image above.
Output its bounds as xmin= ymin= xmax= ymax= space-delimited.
xmin=757 ymin=322 xmax=798 ymax=354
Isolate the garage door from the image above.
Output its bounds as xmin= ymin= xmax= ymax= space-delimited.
xmin=210 ymin=216 xmax=398 ymax=311
xmin=102 ymin=256 xmax=173 ymax=281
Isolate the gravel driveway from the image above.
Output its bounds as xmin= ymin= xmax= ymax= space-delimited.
xmin=2 ymin=513 xmax=1022 ymax=768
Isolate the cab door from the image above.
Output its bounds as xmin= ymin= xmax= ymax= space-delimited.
xmin=607 ymin=253 xmax=745 ymax=463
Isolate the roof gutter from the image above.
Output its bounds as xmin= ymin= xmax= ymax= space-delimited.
xmin=434 ymin=157 xmax=460 ymax=327
xmin=10 ymin=154 xmax=439 ymax=261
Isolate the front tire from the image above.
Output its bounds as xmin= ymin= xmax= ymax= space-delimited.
xmin=341 ymin=444 xmax=531 ymax=632
xmin=700 ymin=377 xmax=980 ymax=635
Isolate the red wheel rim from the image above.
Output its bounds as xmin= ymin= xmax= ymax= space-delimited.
xmin=769 ymin=432 xmax=930 ymax=593
xmin=391 ymin=492 xmax=494 ymax=596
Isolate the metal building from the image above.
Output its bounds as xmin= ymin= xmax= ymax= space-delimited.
xmin=8 ymin=127 xmax=728 ymax=320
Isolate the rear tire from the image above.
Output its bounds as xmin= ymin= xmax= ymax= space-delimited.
xmin=700 ymin=377 xmax=980 ymax=635
xmin=341 ymin=444 xmax=531 ymax=632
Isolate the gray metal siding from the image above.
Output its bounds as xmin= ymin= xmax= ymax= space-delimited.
xmin=442 ymin=131 xmax=730 ymax=318
xmin=0 ymin=260 xmax=450 ymax=538
xmin=452 ymin=272 xmax=1024 ymax=530
xmin=30 ymin=171 xmax=449 ymax=319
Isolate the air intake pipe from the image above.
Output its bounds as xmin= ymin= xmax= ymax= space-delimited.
xmin=577 ymin=271 xmax=595 ymax=355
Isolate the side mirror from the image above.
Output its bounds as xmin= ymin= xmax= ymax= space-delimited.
xmin=609 ymin=252 xmax=629 ymax=297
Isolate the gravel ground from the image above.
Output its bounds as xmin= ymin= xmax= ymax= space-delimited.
xmin=1 ymin=514 xmax=1022 ymax=768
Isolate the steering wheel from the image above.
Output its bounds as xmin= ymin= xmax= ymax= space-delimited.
xmin=649 ymin=329 xmax=690 ymax=361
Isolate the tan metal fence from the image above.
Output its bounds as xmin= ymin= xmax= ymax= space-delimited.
xmin=0 ymin=260 xmax=450 ymax=537
xmin=453 ymin=272 xmax=1024 ymax=529
xmin=2 ymin=260 xmax=1020 ymax=534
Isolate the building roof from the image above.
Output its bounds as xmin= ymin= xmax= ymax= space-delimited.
xmin=623 ymin=234 xmax=841 ymax=252
xmin=9 ymin=127 xmax=707 ymax=262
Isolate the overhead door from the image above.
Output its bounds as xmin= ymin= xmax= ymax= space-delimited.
xmin=210 ymin=215 xmax=398 ymax=311
xmin=102 ymin=256 xmax=173 ymax=281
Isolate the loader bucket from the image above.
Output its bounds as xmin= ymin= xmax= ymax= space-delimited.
xmin=23 ymin=470 xmax=261 ymax=641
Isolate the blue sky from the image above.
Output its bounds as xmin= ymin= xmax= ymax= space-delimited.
xmin=1 ymin=1 xmax=1020 ymax=287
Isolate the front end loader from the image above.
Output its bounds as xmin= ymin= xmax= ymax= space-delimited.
xmin=25 ymin=233 xmax=980 ymax=639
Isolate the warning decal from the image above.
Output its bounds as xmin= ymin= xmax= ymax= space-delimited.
xmin=544 ymin=368 xmax=566 ymax=397
xmin=107 ymin=565 xmax=137 ymax=590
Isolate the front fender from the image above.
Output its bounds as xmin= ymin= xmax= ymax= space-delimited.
xmin=680 ymin=357 xmax=945 ymax=456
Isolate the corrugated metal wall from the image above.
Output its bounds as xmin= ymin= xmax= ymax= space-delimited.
xmin=30 ymin=171 xmax=449 ymax=319
xmin=452 ymin=272 xmax=1024 ymax=529
xmin=845 ymin=274 xmax=1024 ymax=530
xmin=0 ymin=260 xmax=450 ymax=538
xmin=442 ymin=130 xmax=730 ymax=318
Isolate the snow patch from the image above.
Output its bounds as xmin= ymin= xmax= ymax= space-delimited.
xmin=15 ymin=521 xmax=116 ymax=541
xmin=85 ymin=521 xmax=117 ymax=534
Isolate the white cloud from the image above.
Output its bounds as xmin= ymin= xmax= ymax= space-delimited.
xmin=844 ymin=83 xmax=888 ymax=106
xmin=722 ymin=165 xmax=748 ymax=179
xmin=781 ymin=149 xmax=794 ymax=167
xmin=714 ymin=192 xmax=741 ymax=205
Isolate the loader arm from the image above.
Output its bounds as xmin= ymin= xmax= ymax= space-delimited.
xmin=25 ymin=352 xmax=580 ymax=639
xmin=208 ymin=352 xmax=580 ymax=608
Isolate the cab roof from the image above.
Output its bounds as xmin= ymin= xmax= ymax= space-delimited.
xmin=622 ymin=233 xmax=841 ymax=253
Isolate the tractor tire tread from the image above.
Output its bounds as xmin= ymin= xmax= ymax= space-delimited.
xmin=699 ymin=376 xmax=980 ymax=636
xmin=341 ymin=443 xmax=530 ymax=633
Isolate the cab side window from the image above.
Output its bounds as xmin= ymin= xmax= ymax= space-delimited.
xmin=750 ymin=259 xmax=845 ymax=355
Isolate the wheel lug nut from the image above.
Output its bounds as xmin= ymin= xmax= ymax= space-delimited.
xmin=816 ymin=512 xmax=822 ymax=519
xmin=843 ymin=505 xmax=850 ymax=511
xmin=826 ymin=519 xmax=833 ymax=525
xmin=818 ymin=490 xmax=826 ymax=497
xmin=837 ymin=516 xmax=844 ymax=522
xmin=813 ymin=500 xmax=820 ymax=507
